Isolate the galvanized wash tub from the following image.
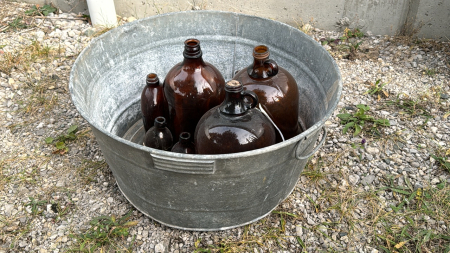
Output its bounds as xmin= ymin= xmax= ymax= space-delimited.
xmin=69 ymin=11 xmax=342 ymax=231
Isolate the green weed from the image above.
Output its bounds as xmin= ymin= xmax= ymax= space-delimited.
xmin=337 ymin=104 xmax=390 ymax=137
xmin=431 ymin=154 xmax=450 ymax=172
xmin=25 ymin=197 xmax=47 ymax=216
xmin=25 ymin=4 xmax=57 ymax=16
xmin=385 ymin=97 xmax=432 ymax=118
xmin=45 ymin=125 xmax=78 ymax=154
xmin=320 ymin=37 xmax=339 ymax=46
xmin=423 ymin=68 xmax=436 ymax=77
xmin=365 ymin=79 xmax=389 ymax=100
xmin=342 ymin=28 xmax=365 ymax=40
xmin=7 ymin=17 xmax=27 ymax=31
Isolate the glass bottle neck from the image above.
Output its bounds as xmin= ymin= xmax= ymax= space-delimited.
xmin=220 ymin=90 xmax=247 ymax=115
xmin=253 ymin=57 xmax=267 ymax=67
xmin=154 ymin=117 xmax=167 ymax=129
xmin=146 ymin=74 xmax=160 ymax=87
xmin=178 ymin=133 xmax=191 ymax=145
xmin=182 ymin=56 xmax=204 ymax=65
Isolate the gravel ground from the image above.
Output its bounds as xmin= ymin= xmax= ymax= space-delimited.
xmin=1 ymin=2 xmax=449 ymax=252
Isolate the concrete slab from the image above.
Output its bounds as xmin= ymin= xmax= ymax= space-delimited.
xmin=17 ymin=0 xmax=450 ymax=39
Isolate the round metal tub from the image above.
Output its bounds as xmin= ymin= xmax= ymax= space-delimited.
xmin=69 ymin=11 xmax=342 ymax=231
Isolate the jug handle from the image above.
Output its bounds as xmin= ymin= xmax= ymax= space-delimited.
xmin=264 ymin=59 xmax=278 ymax=77
xmin=295 ymin=126 xmax=327 ymax=160
xmin=241 ymin=90 xmax=259 ymax=109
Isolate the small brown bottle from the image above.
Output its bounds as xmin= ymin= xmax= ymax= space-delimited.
xmin=143 ymin=116 xmax=173 ymax=151
xmin=141 ymin=73 xmax=165 ymax=132
xmin=195 ymin=80 xmax=276 ymax=154
xmin=163 ymin=38 xmax=226 ymax=142
xmin=171 ymin=132 xmax=195 ymax=154
xmin=233 ymin=45 xmax=301 ymax=141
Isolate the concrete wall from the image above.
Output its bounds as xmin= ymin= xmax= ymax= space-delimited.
xmin=18 ymin=0 xmax=450 ymax=40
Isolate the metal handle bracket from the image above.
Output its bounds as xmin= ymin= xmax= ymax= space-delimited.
xmin=295 ymin=126 xmax=327 ymax=160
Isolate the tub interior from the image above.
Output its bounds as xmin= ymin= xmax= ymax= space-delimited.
xmin=70 ymin=11 xmax=340 ymax=141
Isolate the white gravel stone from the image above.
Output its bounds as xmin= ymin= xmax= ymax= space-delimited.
xmin=155 ymin=243 xmax=165 ymax=253
xmin=366 ymin=147 xmax=380 ymax=155
xmin=349 ymin=174 xmax=360 ymax=185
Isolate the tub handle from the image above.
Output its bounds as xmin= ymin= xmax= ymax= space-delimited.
xmin=295 ymin=126 xmax=327 ymax=160
xmin=151 ymin=154 xmax=215 ymax=174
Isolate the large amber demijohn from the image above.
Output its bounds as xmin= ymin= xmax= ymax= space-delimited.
xmin=163 ymin=38 xmax=225 ymax=142
xmin=195 ymin=80 xmax=276 ymax=154
xmin=233 ymin=45 xmax=301 ymax=141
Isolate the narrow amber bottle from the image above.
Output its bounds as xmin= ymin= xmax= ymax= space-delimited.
xmin=140 ymin=73 xmax=165 ymax=132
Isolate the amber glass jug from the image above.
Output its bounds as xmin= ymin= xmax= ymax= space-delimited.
xmin=171 ymin=132 xmax=196 ymax=154
xmin=143 ymin=117 xmax=173 ymax=151
xmin=141 ymin=73 xmax=165 ymax=132
xmin=233 ymin=45 xmax=301 ymax=142
xmin=163 ymin=38 xmax=226 ymax=142
xmin=195 ymin=80 xmax=276 ymax=154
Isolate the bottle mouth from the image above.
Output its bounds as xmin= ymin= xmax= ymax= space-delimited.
xmin=154 ymin=116 xmax=166 ymax=127
xmin=253 ymin=45 xmax=270 ymax=60
xmin=146 ymin=73 xmax=159 ymax=83
xmin=183 ymin=38 xmax=202 ymax=58
xmin=225 ymin=80 xmax=243 ymax=93
xmin=179 ymin=132 xmax=191 ymax=140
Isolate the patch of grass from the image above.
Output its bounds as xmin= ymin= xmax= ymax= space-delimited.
xmin=25 ymin=4 xmax=57 ymax=16
xmin=0 ymin=39 xmax=55 ymax=74
xmin=45 ymin=125 xmax=79 ymax=155
xmin=337 ymin=104 xmax=390 ymax=137
xmin=193 ymin=210 xmax=304 ymax=252
xmin=431 ymin=151 xmax=450 ymax=172
xmin=20 ymin=79 xmax=60 ymax=115
xmin=321 ymin=182 xmax=380 ymax=232
xmin=68 ymin=211 xmax=138 ymax=252
xmin=385 ymin=97 xmax=432 ymax=119
xmin=302 ymin=157 xmax=329 ymax=184
xmin=423 ymin=68 xmax=436 ymax=77
xmin=373 ymin=182 xmax=450 ymax=252
xmin=0 ymin=50 xmax=25 ymax=75
xmin=27 ymin=39 xmax=52 ymax=60
xmin=0 ymin=154 xmax=49 ymax=191
xmin=77 ymin=160 xmax=108 ymax=185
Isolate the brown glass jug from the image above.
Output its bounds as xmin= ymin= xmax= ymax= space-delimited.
xmin=163 ymin=38 xmax=226 ymax=142
xmin=143 ymin=117 xmax=173 ymax=151
xmin=233 ymin=45 xmax=301 ymax=142
xmin=141 ymin=73 xmax=166 ymax=132
xmin=171 ymin=132 xmax=196 ymax=154
xmin=195 ymin=80 xmax=276 ymax=154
